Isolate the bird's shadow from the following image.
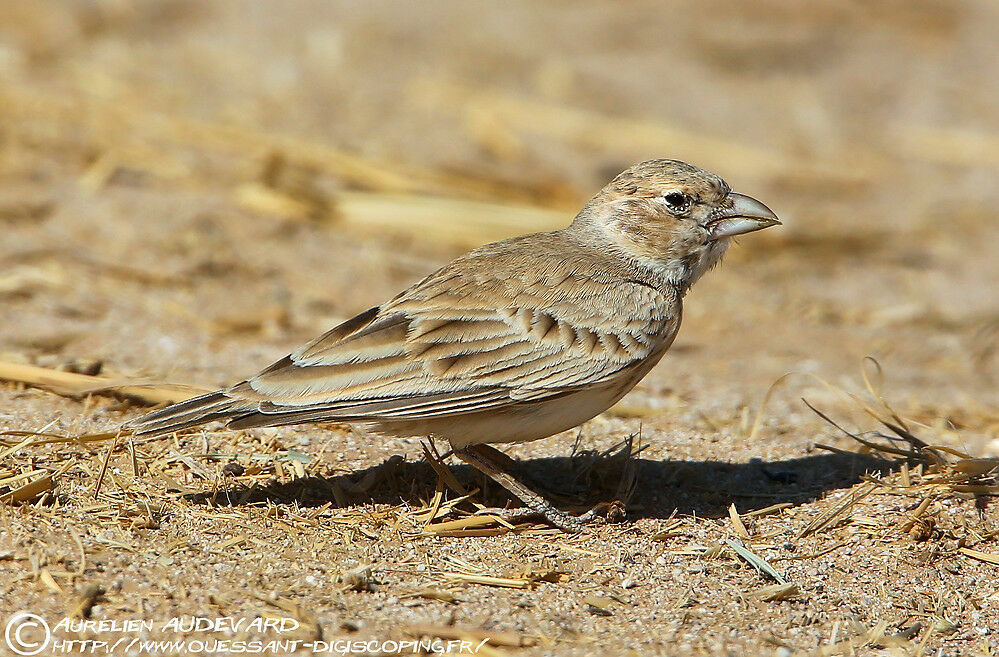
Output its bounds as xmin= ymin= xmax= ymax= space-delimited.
xmin=185 ymin=447 xmax=896 ymax=520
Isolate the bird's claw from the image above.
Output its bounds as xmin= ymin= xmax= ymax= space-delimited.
xmin=474 ymin=500 xmax=627 ymax=533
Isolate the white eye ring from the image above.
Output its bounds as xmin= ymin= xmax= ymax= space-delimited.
xmin=663 ymin=191 xmax=692 ymax=213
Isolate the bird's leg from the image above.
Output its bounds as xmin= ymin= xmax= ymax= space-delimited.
xmin=453 ymin=444 xmax=625 ymax=532
xmin=454 ymin=444 xmax=583 ymax=531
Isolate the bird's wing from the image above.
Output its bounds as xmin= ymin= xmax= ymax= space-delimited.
xmin=223 ymin=262 xmax=677 ymax=426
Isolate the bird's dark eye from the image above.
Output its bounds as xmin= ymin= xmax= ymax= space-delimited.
xmin=663 ymin=192 xmax=691 ymax=213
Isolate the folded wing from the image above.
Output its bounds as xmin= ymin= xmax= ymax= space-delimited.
xmin=130 ymin=255 xmax=677 ymax=436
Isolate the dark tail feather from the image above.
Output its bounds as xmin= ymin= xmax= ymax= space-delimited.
xmin=126 ymin=391 xmax=252 ymax=436
xmin=227 ymin=411 xmax=312 ymax=430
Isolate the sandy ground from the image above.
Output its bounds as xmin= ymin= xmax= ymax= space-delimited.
xmin=2 ymin=1 xmax=999 ymax=655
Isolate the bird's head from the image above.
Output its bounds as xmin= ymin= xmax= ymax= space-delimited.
xmin=574 ymin=159 xmax=780 ymax=292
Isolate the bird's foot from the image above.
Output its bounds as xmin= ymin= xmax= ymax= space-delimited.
xmin=455 ymin=444 xmax=628 ymax=533
xmin=474 ymin=499 xmax=627 ymax=533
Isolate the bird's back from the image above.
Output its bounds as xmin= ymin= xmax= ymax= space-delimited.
xmin=128 ymin=229 xmax=682 ymax=441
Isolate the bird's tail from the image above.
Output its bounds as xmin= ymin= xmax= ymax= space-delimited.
xmin=125 ymin=390 xmax=253 ymax=437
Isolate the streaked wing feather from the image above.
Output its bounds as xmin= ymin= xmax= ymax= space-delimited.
xmin=221 ymin=253 xmax=676 ymax=425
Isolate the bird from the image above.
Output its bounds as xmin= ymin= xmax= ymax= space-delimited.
xmin=127 ymin=159 xmax=780 ymax=531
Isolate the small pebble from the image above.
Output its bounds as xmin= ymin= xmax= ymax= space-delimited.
xmin=222 ymin=462 xmax=245 ymax=476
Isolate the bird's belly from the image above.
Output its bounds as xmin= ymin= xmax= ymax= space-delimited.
xmin=371 ymin=383 xmax=631 ymax=449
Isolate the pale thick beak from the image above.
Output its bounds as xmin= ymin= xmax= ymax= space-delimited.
xmin=705 ymin=192 xmax=781 ymax=239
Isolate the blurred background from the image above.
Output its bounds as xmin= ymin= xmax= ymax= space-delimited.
xmin=1 ymin=0 xmax=998 ymax=438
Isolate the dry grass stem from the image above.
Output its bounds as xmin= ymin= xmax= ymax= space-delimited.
xmin=0 ymin=361 xmax=210 ymax=406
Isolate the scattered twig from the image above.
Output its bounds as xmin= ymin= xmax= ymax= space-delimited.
xmin=0 ymin=360 xmax=210 ymax=406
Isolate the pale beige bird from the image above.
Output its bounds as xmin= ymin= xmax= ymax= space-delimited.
xmin=128 ymin=159 xmax=780 ymax=531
